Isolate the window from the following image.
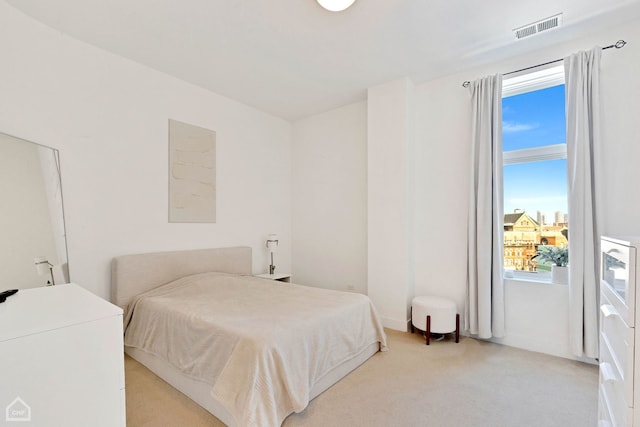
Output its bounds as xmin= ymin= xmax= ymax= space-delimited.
xmin=502 ymin=66 xmax=568 ymax=276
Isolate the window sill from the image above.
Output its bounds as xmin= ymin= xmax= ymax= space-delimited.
xmin=504 ymin=270 xmax=552 ymax=284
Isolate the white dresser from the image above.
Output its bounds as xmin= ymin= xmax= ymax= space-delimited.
xmin=0 ymin=284 xmax=125 ymax=427
xmin=599 ymin=236 xmax=640 ymax=426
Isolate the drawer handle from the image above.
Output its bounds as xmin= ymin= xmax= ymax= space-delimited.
xmin=600 ymin=362 xmax=617 ymax=383
xmin=600 ymin=304 xmax=619 ymax=318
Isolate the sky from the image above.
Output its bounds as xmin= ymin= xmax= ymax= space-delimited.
xmin=502 ymin=84 xmax=567 ymax=222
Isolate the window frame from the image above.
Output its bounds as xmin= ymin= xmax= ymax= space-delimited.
xmin=502 ymin=65 xmax=567 ymax=283
xmin=503 ymin=143 xmax=567 ymax=166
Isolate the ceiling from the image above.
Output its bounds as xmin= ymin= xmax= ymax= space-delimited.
xmin=7 ymin=0 xmax=640 ymax=121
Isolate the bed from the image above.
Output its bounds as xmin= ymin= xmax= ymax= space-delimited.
xmin=111 ymin=246 xmax=387 ymax=427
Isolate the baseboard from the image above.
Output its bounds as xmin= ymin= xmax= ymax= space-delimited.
xmin=381 ymin=316 xmax=410 ymax=331
xmin=488 ymin=333 xmax=595 ymax=363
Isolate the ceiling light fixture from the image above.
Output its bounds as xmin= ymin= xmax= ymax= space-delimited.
xmin=317 ymin=0 xmax=356 ymax=12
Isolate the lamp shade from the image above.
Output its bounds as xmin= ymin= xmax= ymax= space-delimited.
xmin=316 ymin=0 xmax=356 ymax=12
xmin=34 ymin=256 xmax=50 ymax=275
xmin=266 ymin=234 xmax=279 ymax=253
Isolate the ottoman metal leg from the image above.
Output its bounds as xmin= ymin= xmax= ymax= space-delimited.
xmin=426 ymin=315 xmax=431 ymax=345
xmin=455 ymin=313 xmax=460 ymax=343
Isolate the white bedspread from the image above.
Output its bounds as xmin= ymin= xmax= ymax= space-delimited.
xmin=123 ymin=272 xmax=387 ymax=427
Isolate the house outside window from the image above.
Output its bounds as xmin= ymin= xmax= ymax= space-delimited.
xmin=502 ymin=66 xmax=568 ymax=277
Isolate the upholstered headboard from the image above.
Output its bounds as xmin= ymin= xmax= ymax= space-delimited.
xmin=111 ymin=246 xmax=252 ymax=310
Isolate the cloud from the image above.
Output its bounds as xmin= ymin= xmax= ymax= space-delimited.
xmin=503 ymin=121 xmax=538 ymax=133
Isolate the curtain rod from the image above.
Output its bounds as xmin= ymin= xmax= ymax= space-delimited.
xmin=461 ymin=39 xmax=627 ymax=88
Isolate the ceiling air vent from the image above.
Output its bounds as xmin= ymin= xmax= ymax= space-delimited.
xmin=514 ymin=13 xmax=563 ymax=40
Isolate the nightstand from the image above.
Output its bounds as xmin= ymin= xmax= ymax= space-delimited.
xmin=255 ymin=273 xmax=291 ymax=283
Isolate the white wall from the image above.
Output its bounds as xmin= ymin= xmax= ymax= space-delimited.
xmin=0 ymin=3 xmax=292 ymax=300
xmin=596 ymin=28 xmax=640 ymax=236
xmin=367 ymin=79 xmax=415 ymax=330
xmin=292 ymin=101 xmax=368 ymax=292
xmin=494 ymin=280 xmax=574 ymax=359
xmin=412 ymin=73 xmax=471 ymax=307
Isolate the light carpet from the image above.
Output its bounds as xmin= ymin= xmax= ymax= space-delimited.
xmin=125 ymin=329 xmax=598 ymax=427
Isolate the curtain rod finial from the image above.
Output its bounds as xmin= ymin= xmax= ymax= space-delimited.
xmin=615 ymin=40 xmax=627 ymax=49
xmin=462 ymin=81 xmax=471 ymax=88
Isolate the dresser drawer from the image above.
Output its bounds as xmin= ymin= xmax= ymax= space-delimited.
xmin=601 ymin=237 xmax=637 ymax=326
xmin=600 ymin=302 xmax=634 ymax=389
xmin=602 ymin=279 xmax=634 ymax=328
xmin=599 ymin=381 xmax=633 ymax=427
xmin=598 ymin=382 xmax=616 ymax=427
xmin=600 ymin=329 xmax=633 ymax=407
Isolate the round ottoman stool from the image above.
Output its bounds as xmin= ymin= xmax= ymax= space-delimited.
xmin=411 ymin=296 xmax=459 ymax=345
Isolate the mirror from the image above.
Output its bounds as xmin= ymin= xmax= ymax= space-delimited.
xmin=0 ymin=132 xmax=69 ymax=291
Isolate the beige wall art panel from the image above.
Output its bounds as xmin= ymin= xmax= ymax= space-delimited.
xmin=169 ymin=119 xmax=216 ymax=223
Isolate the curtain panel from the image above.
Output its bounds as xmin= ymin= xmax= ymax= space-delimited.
xmin=466 ymin=74 xmax=505 ymax=339
xmin=565 ymin=47 xmax=602 ymax=359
